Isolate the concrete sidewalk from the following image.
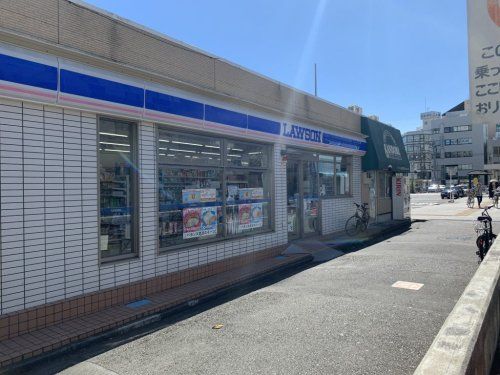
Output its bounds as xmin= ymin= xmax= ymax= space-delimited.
xmin=51 ymin=219 xmax=479 ymax=375
xmin=1 ymin=253 xmax=311 ymax=372
xmin=285 ymin=219 xmax=411 ymax=261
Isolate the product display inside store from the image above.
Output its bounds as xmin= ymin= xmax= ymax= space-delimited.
xmin=99 ymin=118 xmax=138 ymax=259
xmin=158 ymin=128 xmax=272 ymax=250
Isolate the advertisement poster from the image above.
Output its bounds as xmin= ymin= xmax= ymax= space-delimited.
xmin=182 ymin=207 xmax=218 ymax=239
xmin=182 ymin=188 xmax=216 ymax=203
xmin=467 ymin=0 xmax=500 ymax=129
xmin=239 ymin=187 xmax=264 ymax=200
xmin=227 ymin=185 xmax=238 ymax=202
xmin=239 ymin=203 xmax=263 ymax=230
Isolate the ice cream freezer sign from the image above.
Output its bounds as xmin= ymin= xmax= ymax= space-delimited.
xmin=182 ymin=207 xmax=218 ymax=239
xmin=238 ymin=203 xmax=263 ymax=230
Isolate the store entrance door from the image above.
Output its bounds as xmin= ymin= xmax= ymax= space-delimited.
xmin=286 ymin=154 xmax=320 ymax=240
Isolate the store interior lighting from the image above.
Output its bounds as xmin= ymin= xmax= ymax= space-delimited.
xmin=201 ymin=152 xmax=220 ymax=155
xmin=99 ymin=132 xmax=128 ymax=138
xmin=99 ymin=141 xmax=130 ymax=147
xmin=104 ymin=149 xmax=130 ymax=153
xmin=170 ymin=148 xmax=196 ymax=153
xmin=227 ymin=154 xmax=242 ymax=157
xmin=171 ymin=141 xmax=203 ymax=147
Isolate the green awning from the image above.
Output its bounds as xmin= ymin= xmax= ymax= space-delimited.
xmin=361 ymin=117 xmax=410 ymax=173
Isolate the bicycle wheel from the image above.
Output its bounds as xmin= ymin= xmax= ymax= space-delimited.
xmin=345 ymin=216 xmax=360 ymax=236
xmin=476 ymin=234 xmax=488 ymax=260
xmin=467 ymin=196 xmax=474 ymax=208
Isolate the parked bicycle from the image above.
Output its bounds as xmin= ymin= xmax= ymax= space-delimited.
xmin=474 ymin=205 xmax=496 ymax=261
xmin=466 ymin=190 xmax=475 ymax=208
xmin=494 ymin=190 xmax=500 ymax=209
xmin=345 ymin=203 xmax=370 ymax=236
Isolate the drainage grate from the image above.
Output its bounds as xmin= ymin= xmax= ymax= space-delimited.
xmin=126 ymin=299 xmax=152 ymax=308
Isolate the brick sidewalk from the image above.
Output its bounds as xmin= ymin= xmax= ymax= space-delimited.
xmin=0 ymin=253 xmax=311 ymax=370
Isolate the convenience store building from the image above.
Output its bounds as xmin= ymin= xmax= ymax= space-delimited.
xmin=0 ymin=0 xmax=368 ymax=332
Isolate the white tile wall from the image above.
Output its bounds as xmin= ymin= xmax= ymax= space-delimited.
xmin=321 ymin=156 xmax=362 ymax=234
xmin=0 ymin=97 xmax=358 ymax=315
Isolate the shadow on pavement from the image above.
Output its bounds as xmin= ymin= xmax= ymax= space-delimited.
xmin=15 ymin=225 xmax=411 ymax=375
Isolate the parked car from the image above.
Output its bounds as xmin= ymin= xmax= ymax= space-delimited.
xmin=441 ymin=187 xmax=459 ymax=199
xmin=427 ymin=184 xmax=439 ymax=193
xmin=438 ymin=184 xmax=446 ymax=191
xmin=454 ymin=185 xmax=465 ymax=197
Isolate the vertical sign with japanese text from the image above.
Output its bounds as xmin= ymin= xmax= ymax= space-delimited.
xmin=467 ymin=0 xmax=500 ymax=129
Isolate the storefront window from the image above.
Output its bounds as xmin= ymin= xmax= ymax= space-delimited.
xmin=335 ymin=156 xmax=351 ymax=195
xmin=319 ymin=155 xmax=334 ymax=197
xmin=378 ymin=172 xmax=392 ymax=197
xmin=318 ymin=154 xmax=352 ymax=197
xmin=225 ymin=140 xmax=268 ymax=168
xmin=225 ymin=169 xmax=271 ymax=236
xmin=99 ymin=118 xmax=138 ymax=260
xmin=158 ymin=128 xmax=272 ymax=250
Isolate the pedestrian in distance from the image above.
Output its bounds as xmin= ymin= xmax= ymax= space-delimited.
xmin=477 ymin=183 xmax=483 ymax=208
xmin=489 ymin=182 xmax=494 ymax=199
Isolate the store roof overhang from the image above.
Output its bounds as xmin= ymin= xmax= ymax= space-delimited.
xmin=360 ymin=117 xmax=410 ymax=173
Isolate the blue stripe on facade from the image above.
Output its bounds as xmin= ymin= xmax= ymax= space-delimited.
xmin=60 ymin=69 xmax=144 ymax=108
xmin=0 ymin=53 xmax=57 ymax=91
xmin=145 ymin=90 xmax=204 ymax=120
xmin=0 ymin=52 xmax=366 ymax=153
xmin=205 ymin=105 xmax=247 ymax=129
xmin=322 ymin=132 xmax=367 ymax=151
xmin=248 ymin=115 xmax=281 ymax=135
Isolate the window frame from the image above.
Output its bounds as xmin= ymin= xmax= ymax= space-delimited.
xmin=97 ymin=116 xmax=140 ymax=264
xmin=156 ymin=125 xmax=275 ymax=253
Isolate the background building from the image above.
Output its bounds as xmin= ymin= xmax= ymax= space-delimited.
xmin=402 ymin=129 xmax=433 ymax=191
xmin=403 ymin=101 xmax=487 ymax=187
xmin=429 ymin=101 xmax=487 ymax=185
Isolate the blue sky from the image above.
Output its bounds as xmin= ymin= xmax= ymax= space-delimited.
xmin=84 ymin=0 xmax=468 ymax=133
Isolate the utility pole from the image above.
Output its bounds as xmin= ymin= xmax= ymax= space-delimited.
xmin=314 ymin=63 xmax=317 ymax=97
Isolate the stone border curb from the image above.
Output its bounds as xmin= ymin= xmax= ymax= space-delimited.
xmin=414 ymin=240 xmax=500 ymax=374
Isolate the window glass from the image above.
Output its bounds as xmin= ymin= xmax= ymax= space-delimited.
xmin=158 ymin=167 xmax=223 ymax=248
xmin=319 ymin=160 xmax=334 ymax=197
xmin=225 ymin=169 xmax=271 ymax=236
xmin=158 ymin=129 xmax=221 ymax=166
xmin=335 ymin=156 xmax=351 ymax=195
xmin=158 ymin=128 xmax=272 ymax=250
xmin=99 ymin=118 xmax=137 ymax=259
xmin=225 ymin=140 xmax=268 ymax=168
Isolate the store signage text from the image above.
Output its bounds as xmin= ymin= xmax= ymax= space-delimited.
xmin=282 ymin=123 xmax=322 ymax=143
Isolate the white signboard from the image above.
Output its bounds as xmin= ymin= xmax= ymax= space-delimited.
xmin=467 ymin=0 xmax=500 ymax=127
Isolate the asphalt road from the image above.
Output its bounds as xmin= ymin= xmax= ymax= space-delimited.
xmin=50 ymin=219 xmax=480 ymax=375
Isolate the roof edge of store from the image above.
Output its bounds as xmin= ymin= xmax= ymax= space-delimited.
xmin=0 ymin=0 xmax=364 ymax=139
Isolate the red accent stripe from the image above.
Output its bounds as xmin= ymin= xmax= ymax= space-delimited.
xmin=0 ymin=82 xmax=56 ymax=99
xmin=59 ymin=94 xmax=143 ymax=115
xmin=144 ymin=110 xmax=203 ymax=127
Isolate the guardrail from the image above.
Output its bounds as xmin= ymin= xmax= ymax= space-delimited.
xmin=414 ymin=240 xmax=500 ymax=374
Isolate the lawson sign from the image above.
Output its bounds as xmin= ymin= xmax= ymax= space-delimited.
xmin=282 ymin=122 xmax=366 ymax=153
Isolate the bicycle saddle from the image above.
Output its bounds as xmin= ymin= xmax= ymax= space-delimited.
xmin=478 ymin=216 xmax=492 ymax=221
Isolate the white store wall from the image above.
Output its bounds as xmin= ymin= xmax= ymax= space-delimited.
xmin=321 ymin=156 xmax=362 ymax=234
xmin=0 ymin=97 xmax=292 ymax=314
xmin=0 ymin=95 xmax=360 ymax=315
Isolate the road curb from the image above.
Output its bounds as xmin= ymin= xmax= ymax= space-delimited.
xmin=7 ymin=253 xmax=312 ymax=374
xmin=414 ymin=239 xmax=500 ymax=374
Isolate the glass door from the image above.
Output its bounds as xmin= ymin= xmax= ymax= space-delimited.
xmin=286 ymin=156 xmax=320 ymax=240
xmin=286 ymin=160 xmax=300 ymax=240
xmin=302 ymin=161 xmax=320 ymax=236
